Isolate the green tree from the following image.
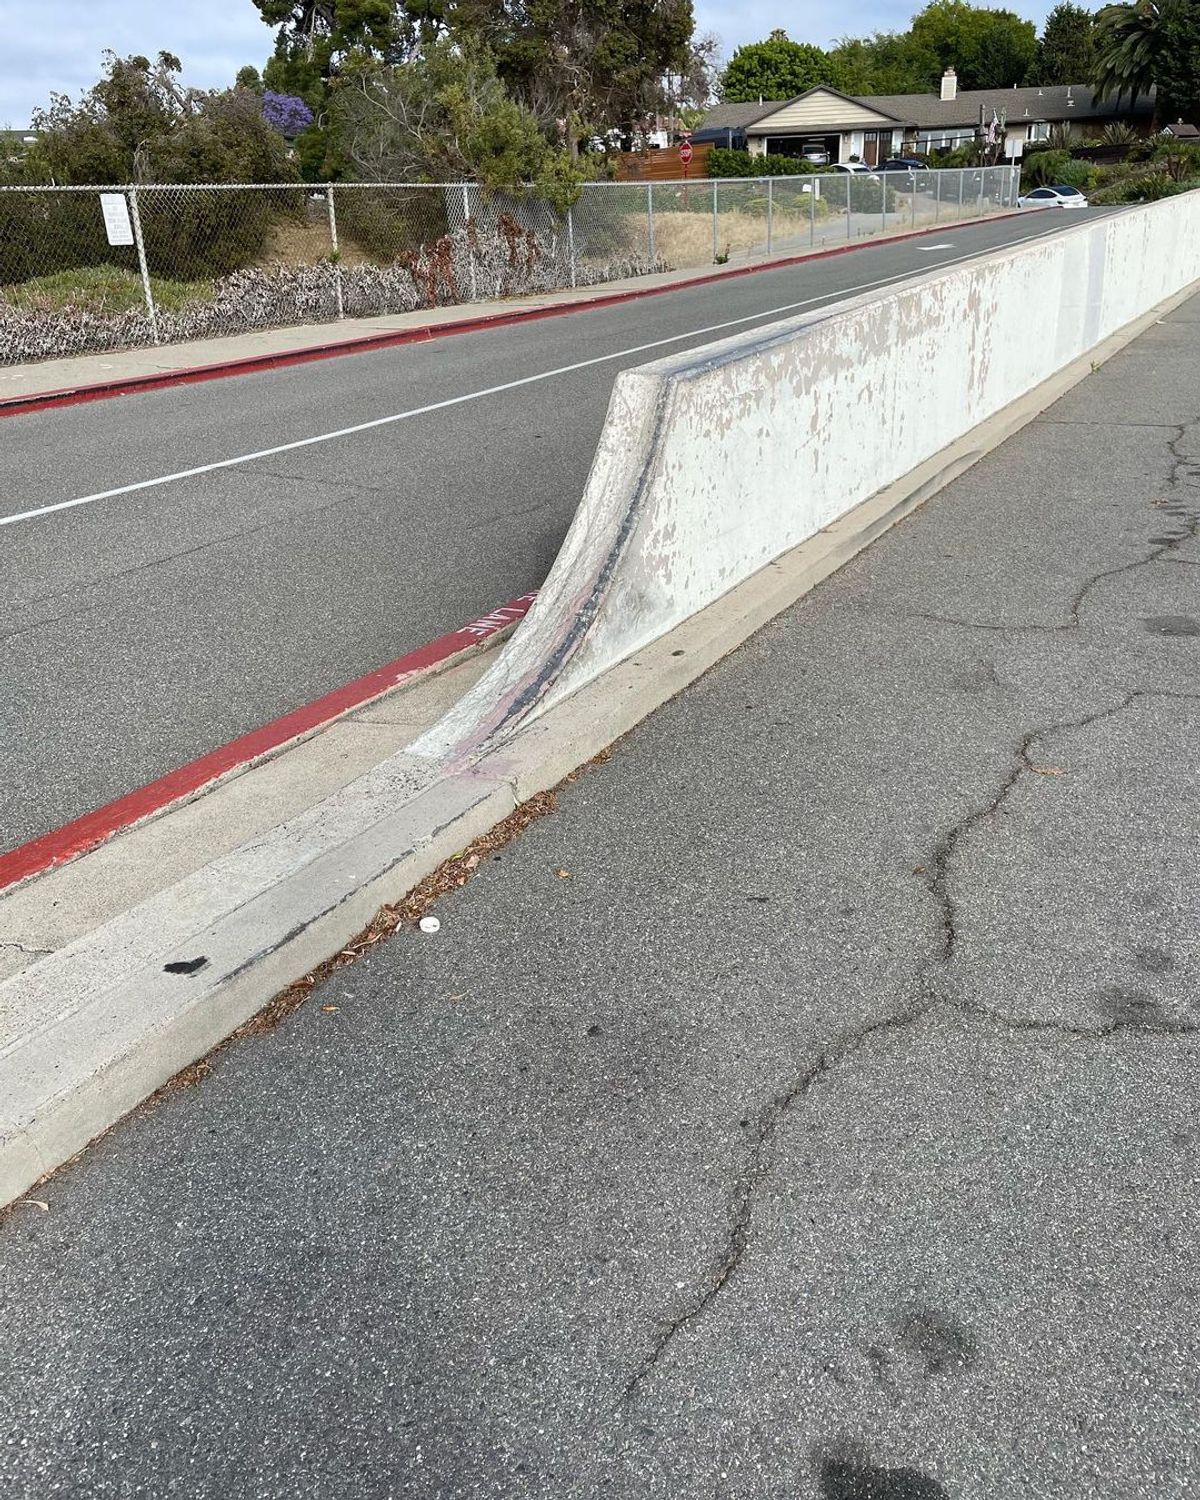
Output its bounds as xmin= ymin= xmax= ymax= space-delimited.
xmin=1155 ymin=0 xmax=1200 ymax=118
xmin=450 ymin=0 xmax=695 ymax=146
xmin=252 ymin=0 xmax=409 ymax=83
xmin=330 ymin=40 xmax=582 ymax=204
xmin=24 ymin=51 xmax=297 ymax=183
xmin=8 ymin=53 xmax=300 ymax=284
xmin=720 ymin=29 xmax=841 ymax=102
xmin=908 ymin=1 xmax=1038 ymax=88
xmin=251 ymin=0 xmax=418 ymax=175
xmin=1092 ymin=0 xmax=1163 ymax=104
xmin=828 ymin=31 xmax=938 ymax=93
xmin=1037 ymin=2 xmax=1095 ymax=82
xmin=832 ymin=2 xmax=1037 ymax=94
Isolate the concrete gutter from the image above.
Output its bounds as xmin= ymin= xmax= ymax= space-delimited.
xmin=0 ymin=593 xmax=536 ymax=896
xmin=2 ymin=200 xmax=1198 ymax=1207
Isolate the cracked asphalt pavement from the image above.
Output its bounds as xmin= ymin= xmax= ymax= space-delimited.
xmin=2 ymin=294 xmax=1200 ymax=1499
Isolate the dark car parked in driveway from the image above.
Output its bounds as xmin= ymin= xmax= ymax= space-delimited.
xmin=878 ymin=156 xmax=926 ymax=172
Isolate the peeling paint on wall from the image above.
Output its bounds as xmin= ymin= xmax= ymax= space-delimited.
xmin=414 ymin=195 xmax=1200 ymax=764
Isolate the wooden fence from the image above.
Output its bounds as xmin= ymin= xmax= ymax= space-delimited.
xmin=612 ymin=143 xmax=714 ymax=182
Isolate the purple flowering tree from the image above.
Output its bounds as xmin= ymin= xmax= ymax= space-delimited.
xmin=262 ymin=90 xmax=314 ymax=138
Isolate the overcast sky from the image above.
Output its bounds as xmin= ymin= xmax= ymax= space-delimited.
xmin=0 ymin=0 xmax=1054 ymax=126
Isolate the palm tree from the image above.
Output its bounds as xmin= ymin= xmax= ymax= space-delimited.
xmin=1092 ymin=0 xmax=1165 ymax=106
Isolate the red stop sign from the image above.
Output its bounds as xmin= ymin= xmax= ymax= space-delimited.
xmin=679 ymin=141 xmax=693 ymax=165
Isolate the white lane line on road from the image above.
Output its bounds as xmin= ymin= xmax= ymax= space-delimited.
xmin=1 ymin=218 xmax=1095 ymax=533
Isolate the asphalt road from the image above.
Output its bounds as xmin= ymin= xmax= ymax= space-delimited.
xmin=0 ymin=209 xmax=1118 ymax=851
xmin=2 ymin=291 xmax=1196 ymax=1499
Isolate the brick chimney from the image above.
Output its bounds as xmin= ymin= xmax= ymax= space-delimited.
xmin=941 ymin=67 xmax=958 ymax=102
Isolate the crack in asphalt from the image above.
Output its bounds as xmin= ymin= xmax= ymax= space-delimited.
xmin=912 ymin=421 xmax=1200 ymax=637
xmin=927 ymin=688 xmax=1200 ymax=962
xmin=0 ymin=941 xmax=53 ymax=957
xmin=620 ymin=671 xmax=1200 ymax=1398
xmin=621 ymin=991 xmax=935 ymax=1403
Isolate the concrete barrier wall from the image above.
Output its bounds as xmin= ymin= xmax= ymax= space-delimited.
xmin=417 ymin=194 xmax=1200 ymax=761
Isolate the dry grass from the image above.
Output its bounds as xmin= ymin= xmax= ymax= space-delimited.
xmin=599 ymin=198 xmax=1010 ymax=273
xmin=614 ymin=209 xmax=786 ymax=269
xmin=606 ymin=208 xmax=829 ymax=271
xmin=259 ymin=215 xmax=375 ymax=269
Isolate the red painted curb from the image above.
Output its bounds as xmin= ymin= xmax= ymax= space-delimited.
xmin=0 ymin=591 xmax=538 ymax=894
xmin=0 ymin=212 xmax=1024 ymax=419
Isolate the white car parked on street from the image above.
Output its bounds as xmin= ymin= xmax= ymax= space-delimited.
xmin=1017 ymin=184 xmax=1090 ymax=209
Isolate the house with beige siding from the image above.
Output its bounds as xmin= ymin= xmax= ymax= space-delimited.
xmin=695 ymin=72 xmax=1155 ymax=165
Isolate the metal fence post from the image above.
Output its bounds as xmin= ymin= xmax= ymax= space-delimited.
xmin=911 ymin=175 xmax=918 ymax=228
xmin=847 ymin=171 xmax=853 ymax=239
xmin=462 ymin=183 xmax=477 ymax=300
xmin=567 ymin=204 xmax=577 ymax=288
xmin=647 ymin=182 xmax=656 ymax=265
xmin=127 ymin=186 xmax=160 ymax=346
xmin=766 ymin=176 xmax=773 ymax=256
xmin=809 ymin=177 xmax=816 ymax=247
xmin=934 ymin=170 xmax=941 ymax=223
xmin=978 ymin=171 xmax=985 ymax=217
xmin=326 ymin=185 xmax=344 ymax=320
xmin=712 ymin=181 xmax=719 ymax=261
xmin=959 ymin=170 xmax=966 ymax=219
xmin=881 ymin=175 xmax=888 ymax=236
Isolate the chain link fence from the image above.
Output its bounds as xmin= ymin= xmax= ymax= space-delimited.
xmin=0 ymin=168 xmax=1020 ymax=365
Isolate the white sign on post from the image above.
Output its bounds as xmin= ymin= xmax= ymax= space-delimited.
xmin=99 ymin=192 xmax=134 ymax=247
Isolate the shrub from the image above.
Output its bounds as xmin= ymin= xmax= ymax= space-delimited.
xmin=333 ymin=186 xmax=452 ymax=262
xmin=707 ymin=147 xmax=822 ymax=178
xmin=0 ymin=190 xmax=112 ymax=284
xmin=1152 ymin=141 xmax=1200 ymax=180
xmin=1128 ymin=171 xmax=1188 ymax=201
xmin=1021 ymin=150 xmax=1094 ymax=190
xmin=1088 ymin=168 xmax=1199 ymax=203
xmin=140 ymin=186 xmax=307 ymax=280
xmin=2 ymin=56 xmax=303 ymax=286
xmin=1021 ymin=148 xmax=1067 ymax=186
xmin=929 ymin=142 xmax=983 ymax=168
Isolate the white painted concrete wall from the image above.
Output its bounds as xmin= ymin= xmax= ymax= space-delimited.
xmin=418 ymin=194 xmax=1200 ymax=760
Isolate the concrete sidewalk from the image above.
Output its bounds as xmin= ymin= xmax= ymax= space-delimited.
xmin=0 ymin=209 xmax=1017 ymax=406
xmin=2 ymin=297 xmax=1199 ymax=1499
